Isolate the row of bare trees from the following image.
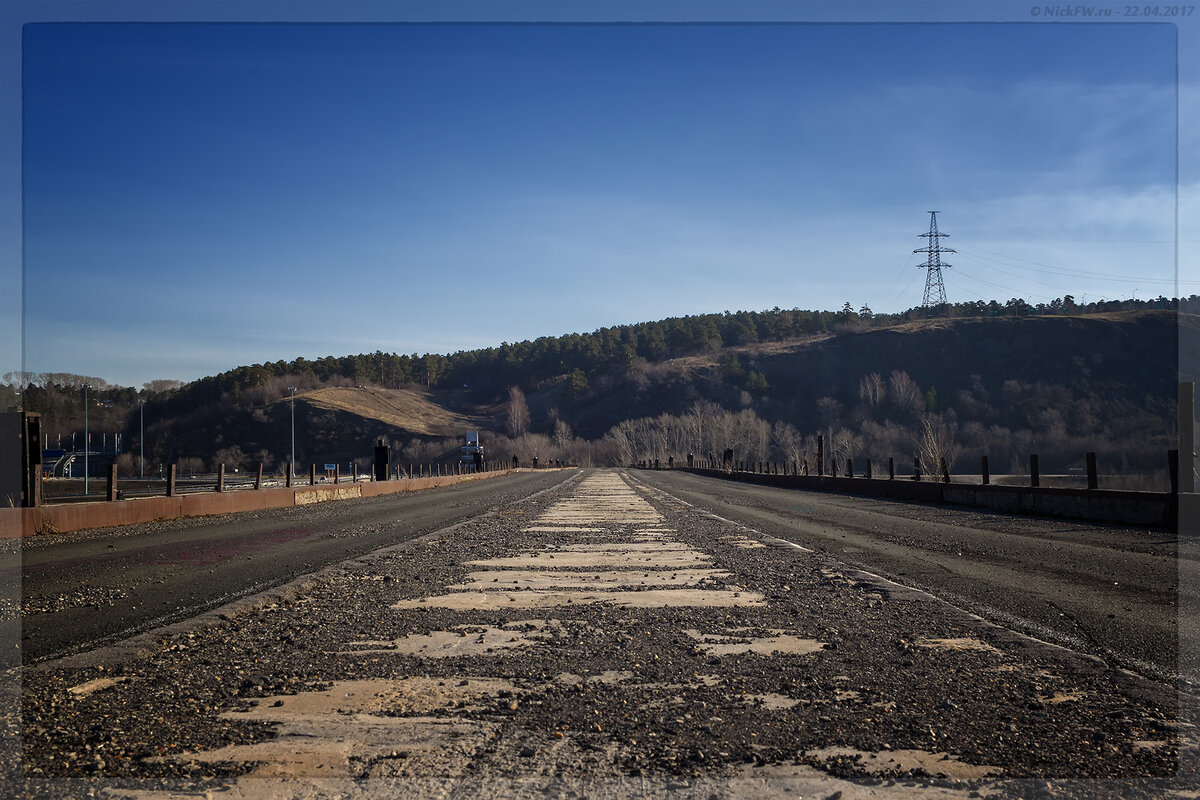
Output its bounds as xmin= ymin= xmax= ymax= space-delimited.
xmin=601 ymin=399 xmax=959 ymax=478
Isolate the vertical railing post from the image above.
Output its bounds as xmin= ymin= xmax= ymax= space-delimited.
xmin=1029 ymin=454 xmax=1040 ymax=488
xmin=940 ymin=457 xmax=950 ymax=484
xmin=310 ymin=464 xmax=317 ymax=486
xmin=217 ymin=463 xmax=225 ymax=492
xmin=913 ymin=457 xmax=921 ymax=481
xmin=981 ymin=455 xmax=990 ymax=485
xmin=1181 ymin=382 xmax=1196 ymax=493
xmin=889 ymin=457 xmax=895 ymax=480
xmin=817 ymin=435 xmax=825 ymax=477
xmin=107 ymin=464 xmax=118 ymax=502
xmin=286 ymin=463 xmax=293 ymax=488
xmin=256 ymin=462 xmax=263 ymax=490
xmin=1086 ymin=452 xmax=1098 ymax=490
xmin=167 ymin=464 xmax=177 ymax=497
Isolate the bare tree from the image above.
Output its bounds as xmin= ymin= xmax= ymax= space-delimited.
xmin=889 ymin=370 xmax=925 ymax=416
xmin=506 ymin=386 xmax=530 ymax=438
xmin=553 ymin=417 xmax=573 ymax=450
xmin=859 ymin=372 xmax=885 ymax=410
xmin=918 ymin=415 xmax=958 ymax=480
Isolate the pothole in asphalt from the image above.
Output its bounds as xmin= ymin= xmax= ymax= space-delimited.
xmin=745 ymin=692 xmax=802 ymax=709
xmin=521 ymin=526 xmax=605 ymax=533
xmin=393 ymin=588 xmax=766 ymax=611
xmin=465 ymin=548 xmax=713 ymax=569
xmin=451 ymin=567 xmax=732 ymax=590
xmin=230 ymin=676 xmax=525 ymax=716
xmin=915 ymin=637 xmax=1003 ymax=655
xmin=806 ymin=746 xmax=1001 ymax=781
xmin=66 ymin=676 xmax=128 ymax=698
xmin=684 ymin=628 xmax=826 ymax=656
xmin=554 ymin=670 xmax=636 ymax=685
xmin=341 ymin=620 xmax=560 ymax=656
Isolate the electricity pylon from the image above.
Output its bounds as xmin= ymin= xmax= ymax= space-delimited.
xmin=914 ymin=211 xmax=954 ymax=307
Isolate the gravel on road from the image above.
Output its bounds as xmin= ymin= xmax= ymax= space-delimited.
xmin=6 ymin=469 xmax=1194 ymax=799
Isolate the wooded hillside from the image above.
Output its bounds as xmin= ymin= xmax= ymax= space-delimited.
xmin=6 ymin=297 xmax=1195 ymax=487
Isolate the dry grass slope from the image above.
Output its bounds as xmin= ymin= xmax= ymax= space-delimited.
xmin=300 ymin=386 xmax=479 ymax=436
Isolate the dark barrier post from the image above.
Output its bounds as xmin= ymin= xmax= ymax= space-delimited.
xmin=1086 ymin=452 xmax=1098 ymax=489
xmin=107 ymin=464 xmax=118 ymax=501
xmin=847 ymin=458 xmax=853 ymax=478
xmin=1181 ymin=382 xmax=1196 ymax=493
xmin=940 ymin=457 xmax=950 ymax=484
xmin=256 ymin=463 xmax=263 ymax=490
xmin=286 ymin=463 xmax=293 ymax=488
xmin=353 ymin=464 xmax=359 ymax=482
xmin=217 ymin=464 xmax=225 ymax=492
xmin=334 ymin=464 xmax=340 ymax=484
xmin=374 ymin=442 xmax=390 ymax=481
xmin=981 ymin=455 xmax=989 ymax=485
xmin=831 ymin=459 xmax=837 ymax=477
xmin=1029 ymin=455 xmax=1040 ymax=488
xmin=817 ymin=435 xmax=825 ymax=476
xmin=310 ymin=464 xmax=317 ymax=486
xmin=866 ymin=459 xmax=872 ymax=479
xmin=167 ymin=464 xmax=177 ymax=497
xmin=1169 ymin=449 xmax=1180 ymax=494
xmin=913 ymin=457 xmax=921 ymax=481
xmin=889 ymin=457 xmax=895 ymax=480
xmin=803 ymin=458 xmax=809 ymax=476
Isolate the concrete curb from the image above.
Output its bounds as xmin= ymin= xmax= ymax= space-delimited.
xmin=0 ymin=470 xmax=523 ymax=539
xmin=670 ymin=467 xmax=1192 ymax=528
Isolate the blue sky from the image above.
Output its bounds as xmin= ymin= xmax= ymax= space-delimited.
xmin=4 ymin=3 xmax=1196 ymax=388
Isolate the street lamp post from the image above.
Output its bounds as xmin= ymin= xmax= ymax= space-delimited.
xmin=139 ymin=399 xmax=145 ymax=479
xmin=289 ymin=387 xmax=296 ymax=478
xmin=83 ymin=384 xmax=89 ymax=496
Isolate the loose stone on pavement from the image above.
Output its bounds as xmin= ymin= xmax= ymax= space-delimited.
xmin=13 ymin=469 xmax=1195 ymax=799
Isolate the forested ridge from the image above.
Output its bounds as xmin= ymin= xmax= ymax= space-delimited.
xmin=5 ymin=296 xmax=1196 ymax=485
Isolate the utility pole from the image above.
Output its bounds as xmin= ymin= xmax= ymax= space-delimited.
xmin=289 ymin=387 xmax=296 ymax=478
xmin=915 ymin=211 xmax=955 ymax=307
xmin=139 ymin=399 xmax=145 ymax=479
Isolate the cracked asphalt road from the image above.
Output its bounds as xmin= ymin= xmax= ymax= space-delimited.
xmin=5 ymin=469 xmax=1196 ymax=799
